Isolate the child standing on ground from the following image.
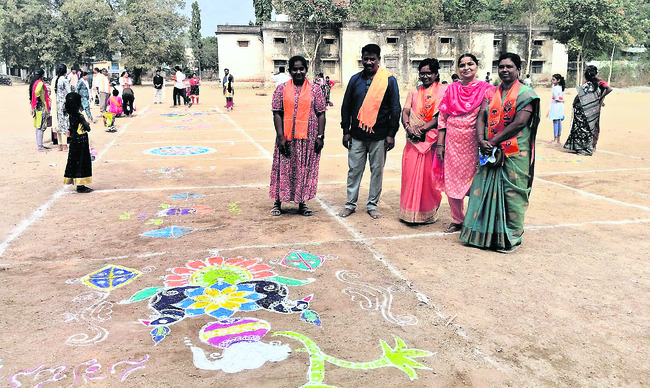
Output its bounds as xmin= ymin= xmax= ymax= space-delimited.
xmin=104 ymin=89 xmax=122 ymax=132
xmin=63 ymin=92 xmax=93 ymax=193
xmin=548 ymin=74 xmax=565 ymax=145
xmin=77 ymin=71 xmax=96 ymax=123
xmin=189 ymin=73 xmax=200 ymax=105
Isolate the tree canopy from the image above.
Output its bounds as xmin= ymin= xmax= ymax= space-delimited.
xmin=0 ymin=0 xmax=188 ymax=70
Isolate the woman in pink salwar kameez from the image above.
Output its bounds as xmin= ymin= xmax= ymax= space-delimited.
xmin=399 ymin=58 xmax=447 ymax=224
xmin=437 ymin=53 xmax=494 ymax=233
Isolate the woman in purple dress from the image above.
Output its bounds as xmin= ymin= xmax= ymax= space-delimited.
xmin=269 ymin=56 xmax=326 ymax=216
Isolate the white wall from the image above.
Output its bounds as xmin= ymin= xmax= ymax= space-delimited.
xmin=217 ymin=33 xmax=265 ymax=81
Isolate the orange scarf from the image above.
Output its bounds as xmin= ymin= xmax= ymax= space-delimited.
xmin=357 ymin=67 xmax=391 ymax=133
xmin=283 ymin=79 xmax=312 ymax=140
xmin=416 ymin=83 xmax=441 ymax=122
xmin=488 ymin=80 xmax=521 ymax=156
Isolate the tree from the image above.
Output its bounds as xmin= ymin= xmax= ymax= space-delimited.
xmin=112 ymin=0 xmax=189 ymax=83
xmin=442 ymin=0 xmax=485 ymax=51
xmin=351 ymin=0 xmax=441 ymax=30
xmin=253 ymin=0 xmax=273 ymax=25
xmin=201 ymin=36 xmax=219 ymax=71
xmin=277 ymin=0 xmax=349 ymax=76
xmin=190 ymin=1 xmax=203 ymax=73
xmin=0 ymin=0 xmax=59 ymax=69
xmin=58 ymin=0 xmax=116 ymax=65
xmin=549 ymin=0 xmax=631 ymax=85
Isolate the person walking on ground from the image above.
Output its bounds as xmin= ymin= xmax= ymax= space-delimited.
xmin=548 ymin=74 xmax=565 ymax=145
xmin=461 ymin=52 xmax=540 ymax=253
xmin=223 ymin=68 xmax=234 ymax=110
xmin=189 ymin=73 xmax=200 ymax=105
xmin=325 ymin=76 xmax=334 ymax=106
xmin=63 ymin=92 xmax=93 ymax=193
xmin=399 ymin=58 xmax=447 ymax=224
xmin=54 ymin=63 xmax=71 ymax=152
xmin=29 ymin=68 xmax=52 ymax=152
xmin=94 ymin=68 xmax=110 ymax=113
xmin=523 ymin=74 xmax=532 ymax=86
xmin=272 ymin=67 xmax=291 ymax=87
xmin=69 ymin=68 xmax=79 ymax=90
xmin=76 ymin=71 xmax=96 ymax=123
xmin=153 ymin=69 xmax=165 ymax=104
xmin=563 ymin=65 xmax=612 ymax=155
xmin=436 ymin=53 xmax=494 ymax=233
xmin=172 ymin=66 xmax=191 ymax=107
xmin=269 ymin=55 xmax=327 ymax=217
xmin=339 ymin=43 xmax=401 ymax=219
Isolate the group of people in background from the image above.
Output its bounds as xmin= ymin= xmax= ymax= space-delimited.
xmin=268 ymin=45 xmax=544 ymax=253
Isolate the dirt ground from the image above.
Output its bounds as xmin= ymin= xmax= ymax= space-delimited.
xmin=0 ymin=80 xmax=648 ymax=387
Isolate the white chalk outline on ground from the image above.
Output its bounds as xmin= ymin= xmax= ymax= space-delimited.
xmin=0 ymin=106 xmax=150 ymax=258
xmin=598 ymin=149 xmax=649 ymax=160
xmin=4 ymin=217 xmax=649 ymax=268
xmin=536 ymin=178 xmax=650 ymax=212
xmin=537 ymin=167 xmax=650 ymax=176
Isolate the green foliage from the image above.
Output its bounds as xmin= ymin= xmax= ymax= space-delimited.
xmin=58 ymin=0 xmax=116 ymax=64
xmin=442 ymin=0 xmax=484 ymax=25
xmin=0 ymin=0 xmax=188 ymax=70
xmin=253 ymin=0 xmax=273 ymax=25
xmin=0 ymin=0 xmax=59 ymax=68
xmin=190 ymin=1 xmax=203 ymax=70
xmin=201 ymin=36 xmax=219 ymax=70
xmin=114 ymin=0 xmax=189 ymax=68
xmin=351 ymin=0 xmax=441 ymax=30
xmin=280 ymin=0 xmax=349 ymax=24
xmin=549 ymin=0 xmax=631 ymax=60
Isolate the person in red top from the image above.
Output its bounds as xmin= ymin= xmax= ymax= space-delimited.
xmin=189 ymin=73 xmax=201 ymax=105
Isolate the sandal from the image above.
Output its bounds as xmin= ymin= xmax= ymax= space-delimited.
xmin=299 ymin=203 xmax=313 ymax=217
xmin=444 ymin=223 xmax=462 ymax=233
xmin=270 ymin=202 xmax=282 ymax=216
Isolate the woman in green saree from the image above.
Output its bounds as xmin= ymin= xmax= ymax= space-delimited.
xmin=460 ymin=53 xmax=540 ymax=253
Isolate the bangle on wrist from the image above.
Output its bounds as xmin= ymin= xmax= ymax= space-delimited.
xmin=317 ymin=134 xmax=325 ymax=140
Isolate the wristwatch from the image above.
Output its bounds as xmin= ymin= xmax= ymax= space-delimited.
xmin=317 ymin=134 xmax=325 ymax=140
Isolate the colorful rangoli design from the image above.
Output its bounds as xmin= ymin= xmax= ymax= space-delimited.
xmin=144 ymin=146 xmax=215 ymax=156
xmin=170 ymin=193 xmax=205 ymax=201
xmin=81 ymin=265 xmax=142 ymax=291
xmin=279 ymin=250 xmax=330 ymax=272
xmin=140 ymin=226 xmax=194 ymax=238
xmin=121 ymin=254 xmax=322 ymax=345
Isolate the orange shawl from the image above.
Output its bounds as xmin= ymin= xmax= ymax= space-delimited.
xmin=283 ymin=79 xmax=312 ymax=140
xmin=410 ymin=82 xmax=447 ymax=154
xmin=357 ymin=67 xmax=391 ymax=133
xmin=488 ymin=80 xmax=521 ymax=156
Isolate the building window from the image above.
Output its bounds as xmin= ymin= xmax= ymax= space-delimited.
xmin=322 ymin=60 xmax=336 ymax=74
xmin=493 ymin=39 xmax=501 ymax=48
xmin=324 ymin=38 xmax=335 ymax=45
xmin=237 ymin=40 xmax=249 ymax=47
xmin=386 ymin=37 xmax=399 ymax=44
xmin=411 ymin=60 xmax=421 ymax=70
xmin=492 ymin=60 xmax=499 ymax=74
xmin=274 ymin=60 xmax=288 ymax=73
xmin=440 ymin=37 xmax=452 ymax=44
xmin=357 ymin=60 xmax=363 ymax=68
xmin=274 ymin=37 xmax=287 ymax=44
xmin=533 ymin=40 xmax=544 ymax=46
xmin=531 ymin=61 xmax=544 ymax=74
xmin=439 ymin=60 xmax=453 ymax=72
xmin=384 ymin=58 xmax=398 ymax=68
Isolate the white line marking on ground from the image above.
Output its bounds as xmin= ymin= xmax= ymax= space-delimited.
xmin=0 ymin=189 xmax=68 ymax=257
xmin=4 ymin=217 xmax=648 ymax=267
xmin=537 ymin=167 xmax=650 ymax=176
xmin=598 ymin=149 xmax=648 ymax=160
xmin=96 ymin=106 xmax=148 ymax=161
xmin=0 ymin=106 xmax=148 ymax=258
xmin=537 ymin=178 xmax=650 ymax=212
xmin=215 ymin=105 xmax=272 ymax=158
xmin=120 ymin=139 xmax=274 ymax=145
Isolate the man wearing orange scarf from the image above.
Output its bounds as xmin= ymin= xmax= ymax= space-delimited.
xmin=339 ymin=44 xmax=401 ymax=219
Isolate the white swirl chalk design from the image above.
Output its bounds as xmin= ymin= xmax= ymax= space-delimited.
xmin=335 ymin=270 xmax=418 ymax=326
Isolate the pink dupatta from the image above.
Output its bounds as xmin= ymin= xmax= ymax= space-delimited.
xmin=31 ymin=79 xmax=50 ymax=112
xmin=438 ymin=80 xmax=493 ymax=117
